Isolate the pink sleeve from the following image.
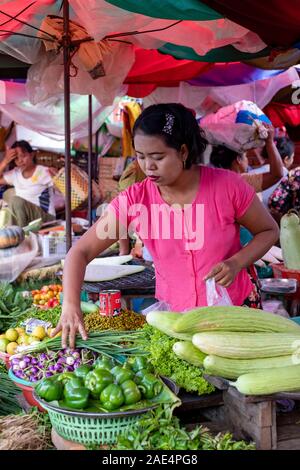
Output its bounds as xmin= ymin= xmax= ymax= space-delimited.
xmin=227 ymin=172 xmax=256 ymax=219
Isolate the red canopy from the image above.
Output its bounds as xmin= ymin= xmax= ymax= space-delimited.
xmin=125 ymin=48 xmax=212 ymax=97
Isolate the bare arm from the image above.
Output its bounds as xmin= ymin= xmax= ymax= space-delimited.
xmin=53 ymin=209 xmax=125 ymax=347
xmin=0 ymin=148 xmax=16 ymax=185
xmin=261 ymin=126 xmax=284 ymax=190
xmin=205 ymin=195 xmax=279 ymax=286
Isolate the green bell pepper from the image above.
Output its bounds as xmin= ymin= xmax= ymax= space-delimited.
xmin=74 ymin=364 xmax=93 ymax=380
xmin=120 ymin=379 xmax=141 ymax=405
xmin=111 ymin=365 xmax=134 ymax=385
xmin=134 ymin=368 xmax=149 ymax=385
xmin=94 ymin=356 xmax=114 ymax=371
xmin=63 ymin=377 xmax=84 ymax=396
xmin=100 ymin=383 xmax=124 ymax=411
xmin=35 ymin=377 xmax=64 ymax=402
xmin=64 ymin=386 xmax=90 ymax=410
xmin=84 ymin=369 xmax=113 ymax=398
xmin=127 ymin=356 xmax=150 ymax=373
xmin=139 ymin=373 xmax=163 ymax=399
xmin=57 ymin=372 xmax=76 ymax=385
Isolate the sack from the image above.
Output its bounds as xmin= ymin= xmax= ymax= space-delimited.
xmin=206 ymin=278 xmax=232 ymax=306
xmin=52 ymin=164 xmax=101 ymax=210
xmin=200 ymin=100 xmax=271 ymax=153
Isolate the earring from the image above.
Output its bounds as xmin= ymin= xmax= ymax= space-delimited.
xmin=183 ymin=160 xmax=186 ymax=169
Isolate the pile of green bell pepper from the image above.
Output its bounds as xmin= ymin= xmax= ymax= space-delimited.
xmin=35 ymin=354 xmax=165 ymax=412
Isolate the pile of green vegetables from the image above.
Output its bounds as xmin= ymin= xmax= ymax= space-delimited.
xmin=35 ymin=355 xmax=179 ymax=412
xmin=114 ymin=405 xmax=255 ymax=450
xmin=0 ymin=282 xmax=32 ymax=330
xmin=139 ymin=325 xmax=214 ymax=396
xmin=0 ymin=369 xmax=22 ymax=416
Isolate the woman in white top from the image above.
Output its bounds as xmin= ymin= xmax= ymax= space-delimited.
xmin=0 ymin=140 xmax=55 ymax=226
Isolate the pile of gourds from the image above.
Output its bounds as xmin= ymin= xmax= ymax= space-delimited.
xmin=0 ymin=208 xmax=24 ymax=249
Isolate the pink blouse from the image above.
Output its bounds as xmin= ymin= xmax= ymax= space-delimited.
xmin=109 ymin=166 xmax=255 ymax=311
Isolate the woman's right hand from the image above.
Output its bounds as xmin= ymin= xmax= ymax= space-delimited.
xmin=4 ymin=148 xmax=17 ymax=165
xmin=51 ymin=302 xmax=88 ymax=349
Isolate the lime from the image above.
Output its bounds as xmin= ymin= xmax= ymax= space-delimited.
xmin=0 ymin=338 xmax=9 ymax=353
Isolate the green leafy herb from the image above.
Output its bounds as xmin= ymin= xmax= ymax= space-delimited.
xmin=114 ymin=405 xmax=255 ymax=450
xmin=139 ymin=325 xmax=214 ymax=395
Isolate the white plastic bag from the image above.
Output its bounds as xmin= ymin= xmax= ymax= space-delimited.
xmin=206 ymin=278 xmax=233 ymax=306
xmin=141 ymin=301 xmax=172 ymax=316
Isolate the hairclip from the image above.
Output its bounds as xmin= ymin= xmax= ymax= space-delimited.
xmin=162 ymin=113 xmax=175 ymax=135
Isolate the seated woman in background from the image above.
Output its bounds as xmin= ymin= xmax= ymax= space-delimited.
xmin=0 ymin=140 xmax=56 ymax=227
xmin=210 ymin=126 xmax=284 ymax=194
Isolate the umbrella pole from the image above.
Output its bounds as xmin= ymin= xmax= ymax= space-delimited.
xmin=88 ymin=94 xmax=93 ymax=227
xmin=63 ymin=0 xmax=72 ymax=251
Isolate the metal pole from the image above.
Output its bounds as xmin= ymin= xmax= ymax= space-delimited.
xmin=88 ymin=94 xmax=93 ymax=227
xmin=95 ymin=128 xmax=100 ymax=182
xmin=63 ymin=0 xmax=72 ymax=251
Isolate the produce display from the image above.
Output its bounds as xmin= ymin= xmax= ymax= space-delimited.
xmin=10 ymin=348 xmax=97 ymax=383
xmin=114 ymin=405 xmax=255 ymax=450
xmin=0 ymin=325 xmax=56 ymax=356
xmin=145 ymin=307 xmax=300 ymax=396
xmin=0 ymin=371 xmax=22 ymax=416
xmin=35 ymin=354 xmax=179 ymax=412
xmin=140 ymin=324 xmax=214 ymax=396
xmin=84 ymin=309 xmax=146 ymax=332
xmin=280 ymin=210 xmax=300 ymax=270
xmin=0 ymin=282 xmax=32 ymax=330
xmin=31 ymin=284 xmax=62 ymax=308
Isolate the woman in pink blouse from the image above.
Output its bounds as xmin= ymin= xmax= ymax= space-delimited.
xmin=55 ymin=104 xmax=279 ymax=348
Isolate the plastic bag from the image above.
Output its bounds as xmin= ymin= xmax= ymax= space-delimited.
xmin=206 ymin=278 xmax=233 ymax=306
xmin=200 ymin=100 xmax=271 ymax=153
xmin=0 ymin=233 xmax=39 ymax=282
xmin=141 ymin=301 xmax=172 ymax=316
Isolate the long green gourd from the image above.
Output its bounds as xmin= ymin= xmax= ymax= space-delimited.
xmin=280 ymin=210 xmax=300 ymax=270
xmin=192 ymin=332 xmax=300 ymax=359
xmin=173 ymin=306 xmax=300 ymax=335
xmin=203 ymin=354 xmax=297 ymax=379
xmin=231 ymin=365 xmax=300 ymax=395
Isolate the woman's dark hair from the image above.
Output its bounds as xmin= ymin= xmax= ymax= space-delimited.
xmin=276 ymin=137 xmax=295 ymax=160
xmin=11 ymin=140 xmax=33 ymax=153
xmin=132 ymin=103 xmax=207 ymax=169
xmin=210 ymin=145 xmax=240 ymax=169
xmin=261 ymin=136 xmax=295 ymax=161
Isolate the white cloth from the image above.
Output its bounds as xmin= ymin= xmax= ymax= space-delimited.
xmin=249 ymin=164 xmax=289 ymax=206
xmin=3 ymin=165 xmax=55 ymax=216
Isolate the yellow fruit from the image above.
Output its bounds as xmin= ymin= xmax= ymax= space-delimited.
xmin=6 ymin=342 xmax=18 ymax=355
xmin=31 ymin=326 xmax=46 ymax=340
xmin=0 ymin=333 xmax=6 ymax=339
xmin=5 ymin=328 xmax=18 ymax=342
xmin=15 ymin=327 xmax=25 ymax=335
xmin=34 ymin=294 xmax=41 ymax=301
xmin=17 ymin=334 xmax=30 ymax=345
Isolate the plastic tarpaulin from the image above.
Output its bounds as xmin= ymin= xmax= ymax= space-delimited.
xmin=70 ymin=0 xmax=266 ymax=55
xmin=143 ymin=67 xmax=299 ymax=115
xmin=0 ymin=91 xmax=121 ymax=140
xmin=199 ymin=0 xmax=300 ymax=47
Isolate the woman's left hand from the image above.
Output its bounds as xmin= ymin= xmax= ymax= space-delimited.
xmin=204 ymin=258 xmax=241 ymax=287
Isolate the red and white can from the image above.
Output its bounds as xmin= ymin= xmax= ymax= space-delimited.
xmin=99 ymin=290 xmax=121 ymax=317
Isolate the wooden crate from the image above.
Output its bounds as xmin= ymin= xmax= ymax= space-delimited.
xmin=199 ymin=375 xmax=300 ymax=450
